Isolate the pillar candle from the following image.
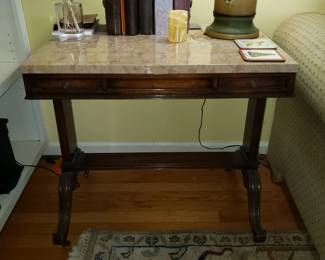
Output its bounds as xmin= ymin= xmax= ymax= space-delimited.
xmin=168 ymin=10 xmax=188 ymax=43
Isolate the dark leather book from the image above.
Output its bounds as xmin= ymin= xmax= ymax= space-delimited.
xmin=103 ymin=0 xmax=122 ymax=35
xmin=138 ymin=0 xmax=154 ymax=35
xmin=124 ymin=0 xmax=138 ymax=35
xmin=173 ymin=0 xmax=190 ymax=10
xmin=120 ymin=0 xmax=126 ymax=34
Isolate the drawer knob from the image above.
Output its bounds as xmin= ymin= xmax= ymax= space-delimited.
xmin=101 ymin=80 xmax=109 ymax=91
xmin=212 ymin=79 xmax=219 ymax=88
xmin=251 ymin=80 xmax=257 ymax=88
xmin=63 ymin=82 xmax=70 ymax=89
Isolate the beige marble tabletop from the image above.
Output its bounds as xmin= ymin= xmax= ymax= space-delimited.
xmin=21 ymin=30 xmax=298 ymax=75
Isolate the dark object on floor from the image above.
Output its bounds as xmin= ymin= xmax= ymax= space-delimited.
xmin=0 ymin=119 xmax=23 ymax=194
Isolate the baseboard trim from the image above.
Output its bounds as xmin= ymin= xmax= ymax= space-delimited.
xmin=44 ymin=141 xmax=268 ymax=155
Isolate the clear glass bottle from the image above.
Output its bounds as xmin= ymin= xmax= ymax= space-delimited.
xmin=55 ymin=0 xmax=84 ymax=34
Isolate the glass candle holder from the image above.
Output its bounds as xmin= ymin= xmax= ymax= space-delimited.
xmin=55 ymin=0 xmax=84 ymax=34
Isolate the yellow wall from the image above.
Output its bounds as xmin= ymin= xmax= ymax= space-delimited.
xmin=22 ymin=0 xmax=325 ymax=144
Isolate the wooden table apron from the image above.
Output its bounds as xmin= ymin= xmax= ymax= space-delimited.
xmin=23 ymin=72 xmax=296 ymax=246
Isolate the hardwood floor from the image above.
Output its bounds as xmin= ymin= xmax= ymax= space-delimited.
xmin=0 ymin=160 xmax=304 ymax=260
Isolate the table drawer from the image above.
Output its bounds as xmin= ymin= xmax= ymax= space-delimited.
xmin=216 ymin=76 xmax=291 ymax=94
xmin=103 ymin=78 xmax=211 ymax=90
xmin=26 ymin=78 xmax=101 ymax=94
xmin=25 ymin=76 xmax=214 ymax=97
xmin=23 ymin=74 xmax=295 ymax=99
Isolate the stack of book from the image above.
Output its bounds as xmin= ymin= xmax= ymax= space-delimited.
xmin=103 ymin=0 xmax=191 ymax=36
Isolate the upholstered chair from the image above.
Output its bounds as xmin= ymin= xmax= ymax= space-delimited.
xmin=268 ymin=12 xmax=325 ymax=257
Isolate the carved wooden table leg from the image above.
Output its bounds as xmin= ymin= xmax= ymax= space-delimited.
xmin=244 ymin=169 xmax=266 ymax=241
xmin=52 ymin=99 xmax=79 ymax=246
xmin=53 ymin=171 xmax=76 ymax=246
xmin=241 ymin=98 xmax=267 ymax=242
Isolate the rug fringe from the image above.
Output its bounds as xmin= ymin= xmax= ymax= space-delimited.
xmin=68 ymin=229 xmax=92 ymax=260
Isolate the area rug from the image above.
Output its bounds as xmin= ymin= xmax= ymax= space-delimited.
xmin=68 ymin=230 xmax=319 ymax=260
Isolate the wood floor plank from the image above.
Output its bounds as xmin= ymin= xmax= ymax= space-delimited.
xmin=0 ymin=160 xmax=304 ymax=260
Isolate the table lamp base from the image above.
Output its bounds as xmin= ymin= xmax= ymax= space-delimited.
xmin=205 ymin=13 xmax=259 ymax=40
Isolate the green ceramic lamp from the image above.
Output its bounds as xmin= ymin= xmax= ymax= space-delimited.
xmin=205 ymin=0 xmax=259 ymax=40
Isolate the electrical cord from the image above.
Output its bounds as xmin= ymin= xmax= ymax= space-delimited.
xmin=258 ymin=154 xmax=272 ymax=169
xmin=15 ymin=160 xmax=60 ymax=176
xmin=198 ymin=98 xmax=242 ymax=151
xmin=13 ymin=102 xmax=269 ymax=176
xmin=198 ymin=99 xmax=271 ymax=170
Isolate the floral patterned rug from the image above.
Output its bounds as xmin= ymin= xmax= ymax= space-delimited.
xmin=68 ymin=230 xmax=319 ymax=260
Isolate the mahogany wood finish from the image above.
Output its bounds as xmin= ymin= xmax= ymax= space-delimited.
xmin=243 ymin=98 xmax=267 ymax=163
xmin=52 ymin=100 xmax=82 ymax=246
xmin=241 ymin=98 xmax=268 ymax=241
xmin=82 ymin=152 xmax=243 ymax=170
xmin=24 ymin=73 xmax=295 ymax=99
xmin=53 ymin=100 xmax=77 ymax=162
xmin=52 ymin=171 xmax=76 ymax=246
xmin=22 ymin=71 xmax=296 ymax=245
xmin=244 ymin=169 xmax=266 ymax=241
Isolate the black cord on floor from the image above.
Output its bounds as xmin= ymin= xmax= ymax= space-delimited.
xmin=259 ymin=161 xmax=270 ymax=169
xmin=15 ymin=160 xmax=60 ymax=176
xmin=258 ymin=154 xmax=272 ymax=169
xmin=198 ymin=98 xmax=242 ymax=151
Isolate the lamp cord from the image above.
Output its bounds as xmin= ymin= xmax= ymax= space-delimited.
xmin=198 ymin=98 xmax=241 ymax=150
xmin=198 ymin=99 xmax=271 ymax=170
xmin=15 ymin=160 xmax=60 ymax=176
xmin=12 ymin=100 xmax=270 ymax=177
